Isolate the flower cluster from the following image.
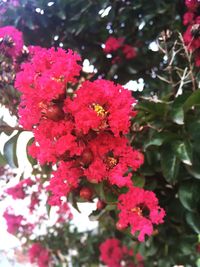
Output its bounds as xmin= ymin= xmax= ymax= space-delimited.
xmin=99 ymin=238 xmax=144 ymax=267
xmin=183 ymin=0 xmax=200 ymax=66
xmin=15 ymin=47 xmax=81 ymax=129
xmin=117 ymin=186 xmax=165 ymax=242
xmin=3 ymin=208 xmax=34 ymax=235
xmin=29 ymin=243 xmax=51 ymax=267
xmin=103 ymin=36 xmax=137 ymax=63
xmin=3 ymin=172 xmax=73 ymax=266
xmin=0 ymin=26 xmax=23 ymax=59
xmin=3 ymin=209 xmax=23 ymax=235
xmin=15 ymin=46 xmax=165 ymax=241
xmin=6 ymin=178 xmax=35 ymax=200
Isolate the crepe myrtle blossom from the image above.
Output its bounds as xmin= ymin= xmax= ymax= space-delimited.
xmin=47 ymin=161 xmax=83 ymax=206
xmin=0 ymin=26 xmax=23 ymax=58
xmin=3 ymin=210 xmax=23 ymax=235
xmin=117 ymin=186 xmax=165 ymax=242
xmin=183 ymin=0 xmax=200 ymax=67
xmin=29 ymin=243 xmax=51 ymax=267
xmin=99 ymin=238 xmax=144 ymax=267
xmin=185 ymin=0 xmax=200 ymax=10
xmin=66 ymin=79 xmax=137 ymax=136
xmin=3 ymin=208 xmax=34 ymax=235
xmin=103 ymin=36 xmax=125 ymax=53
xmin=28 ymin=119 xmax=83 ymax=165
xmin=122 ymin=44 xmax=137 ymax=59
xmin=84 ymin=133 xmax=144 ymax=187
xmin=15 ymin=47 xmax=81 ymax=129
xmin=6 ymin=178 xmax=35 ymax=200
xmin=103 ymin=36 xmax=137 ymax=60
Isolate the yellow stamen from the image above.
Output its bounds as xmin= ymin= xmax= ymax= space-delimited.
xmin=51 ymin=76 xmax=64 ymax=82
xmin=131 ymin=207 xmax=142 ymax=216
xmin=93 ymin=103 xmax=107 ymax=117
xmin=106 ymin=156 xmax=118 ymax=169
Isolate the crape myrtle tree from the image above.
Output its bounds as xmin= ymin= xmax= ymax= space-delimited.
xmin=0 ymin=0 xmax=200 ymax=266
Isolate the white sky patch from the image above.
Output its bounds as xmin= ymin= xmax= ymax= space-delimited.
xmin=124 ymin=79 xmax=144 ymax=92
xmin=138 ymin=21 xmax=145 ymax=30
xmin=82 ymin=59 xmax=95 ymax=73
xmin=106 ymin=54 xmax=112 ymax=59
xmin=54 ymin=35 xmax=59 ymax=41
xmin=0 ymin=105 xmax=17 ymax=127
xmin=70 ymin=202 xmax=98 ymax=232
xmin=148 ymin=41 xmax=159 ymax=52
xmin=47 ymin=1 xmax=54 ymax=7
xmin=99 ymin=6 xmax=112 ymax=18
xmin=35 ymin=8 xmax=44 ymax=14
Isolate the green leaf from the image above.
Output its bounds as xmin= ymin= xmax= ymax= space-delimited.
xmin=0 ymin=153 xmax=6 ymax=166
xmin=26 ymin=137 xmax=37 ymax=166
xmin=89 ymin=209 xmax=105 ymax=221
xmin=178 ymin=180 xmax=200 ymax=211
xmin=187 ymin=120 xmax=200 ymax=152
xmin=160 ymin=145 xmax=180 ymax=183
xmin=144 ymin=132 xmax=176 ymax=150
xmin=172 ymin=140 xmax=192 ymax=166
xmin=184 ymin=90 xmax=200 ymax=111
xmin=68 ymin=193 xmax=81 ymax=213
xmin=171 ymin=106 xmax=184 ymax=125
xmin=3 ymin=132 xmax=20 ymax=168
xmin=132 ymin=175 xmax=145 ymax=188
xmin=186 ymin=212 xmax=200 ymax=234
xmin=137 ymin=101 xmax=168 ymax=116
xmin=186 ymin=152 xmax=200 ymax=179
xmin=170 ymin=93 xmax=189 ymax=124
xmin=196 ymin=258 xmax=200 ymax=267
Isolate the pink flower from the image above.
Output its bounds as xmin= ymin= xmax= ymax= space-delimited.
xmin=29 ymin=243 xmax=50 ymax=267
xmin=183 ymin=12 xmax=194 ymax=25
xmin=185 ymin=0 xmax=200 ymax=10
xmin=104 ymin=37 xmax=125 ymax=53
xmin=0 ymin=26 xmax=23 ymax=58
xmin=29 ymin=119 xmax=82 ymax=165
xmin=47 ymin=161 xmax=82 ymax=206
xmin=66 ymin=79 xmax=136 ymax=136
xmin=195 ymin=51 xmax=200 ymax=66
xmin=183 ymin=25 xmax=200 ymax=51
xmin=56 ymin=202 xmax=73 ymax=223
xmin=84 ymin=133 xmax=144 ymax=187
xmin=29 ymin=192 xmax=40 ymax=213
xmin=3 ymin=209 xmax=23 ymax=234
xmin=117 ymin=186 xmax=165 ymax=242
xmin=122 ymin=44 xmax=137 ymax=59
xmin=15 ymin=47 xmax=81 ymax=129
xmin=100 ymin=238 xmax=124 ymax=267
xmin=183 ymin=0 xmax=200 ymax=67
xmin=6 ymin=178 xmax=35 ymax=200
xmin=100 ymin=238 xmax=143 ymax=267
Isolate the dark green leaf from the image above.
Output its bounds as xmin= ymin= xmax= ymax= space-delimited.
xmin=184 ymin=90 xmax=200 ymax=111
xmin=160 ymin=145 xmax=180 ymax=183
xmin=171 ymin=106 xmax=184 ymax=125
xmin=144 ymin=132 xmax=176 ymax=150
xmin=178 ymin=180 xmax=200 ymax=211
xmin=0 ymin=152 xmax=6 ymax=166
xmin=3 ymin=132 xmax=20 ymax=168
xmin=186 ymin=212 xmax=200 ymax=234
xmin=186 ymin=152 xmax=200 ymax=179
xmin=132 ymin=175 xmax=145 ymax=188
xmin=172 ymin=140 xmax=192 ymax=166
